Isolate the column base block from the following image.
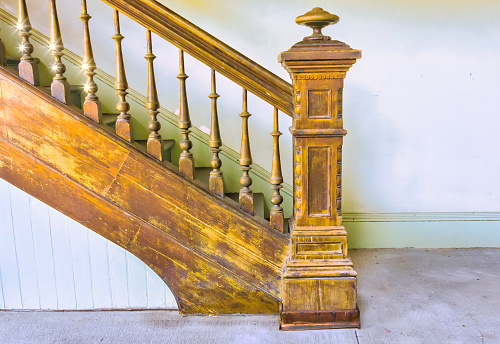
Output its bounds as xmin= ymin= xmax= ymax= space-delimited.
xmin=280 ymin=257 xmax=360 ymax=330
xmin=280 ymin=306 xmax=360 ymax=331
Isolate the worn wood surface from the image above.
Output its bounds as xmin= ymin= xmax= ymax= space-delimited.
xmin=278 ymin=8 xmax=361 ymax=330
xmin=0 ymin=67 xmax=289 ymax=314
xmin=101 ymin=0 xmax=293 ymax=117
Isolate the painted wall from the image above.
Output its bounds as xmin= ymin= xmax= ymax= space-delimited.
xmin=0 ymin=0 xmax=499 ymax=311
xmin=1 ymin=0 xmax=498 ymax=214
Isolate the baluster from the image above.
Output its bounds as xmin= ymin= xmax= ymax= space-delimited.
xmin=208 ymin=69 xmax=223 ymax=197
xmin=145 ymin=30 xmax=162 ymax=160
xmin=0 ymin=28 xmax=6 ymax=66
xmin=177 ymin=49 xmax=194 ymax=179
xmin=239 ymin=88 xmax=253 ymax=215
xmin=80 ymin=0 xmax=102 ymax=123
xmin=49 ymin=0 xmax=70 ymax=104
xmin=17 ymin=0 xmax=39 ymax=85
xmin=270 ymin=107 xmax=284 ymax=232
xmin=113 ymin=10 xmax=134 ymax=142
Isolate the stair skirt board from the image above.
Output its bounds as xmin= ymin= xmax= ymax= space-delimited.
xmin=0 ymin=67 xmax=289 ymax=315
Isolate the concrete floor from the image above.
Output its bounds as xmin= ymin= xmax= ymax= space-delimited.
xmin=0 ymin=248 xmax=498 ymax=344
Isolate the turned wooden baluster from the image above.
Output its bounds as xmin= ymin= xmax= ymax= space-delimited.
xmin=17 ymin=0 xmax=39 ymax=85
xmin=49 ymin=0 xmax=70 ymax=104
xmin=0 ymin=28 xmax=6 ymax=66
xmin=178 ymin=49 xmax=194 ymax=179
xmin=270 ymin=107 xmax=284 ymax=232
xmin=145 ymin=29 xmax=162 ymax=160
xmin=80 ymin=0 xmax=102 ymax=123
xmin=113 ymin=10 xmax=134 ymax=142
xmin=208 ymin=69 xmax=223 ymax=197
xmin=239 ymin=88 xmax=253 ymax=215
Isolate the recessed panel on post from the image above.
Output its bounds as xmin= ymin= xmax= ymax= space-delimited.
xmin=307 ymin=145 xmax=331 ymax=217
xmin=308 ymin=89 xmax=332 ymax=119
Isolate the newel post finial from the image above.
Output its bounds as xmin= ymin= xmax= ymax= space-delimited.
xmin=295 ymin=7 xmax=339 ymax=40
xmin=278 ymin=9 xmax=362 ymax=331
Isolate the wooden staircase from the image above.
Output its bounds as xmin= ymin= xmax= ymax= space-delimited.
xmin=0 ymin=0 xmax=362 ymax=330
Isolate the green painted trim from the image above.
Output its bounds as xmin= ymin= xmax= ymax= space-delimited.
xmin=345 ymin=212 xmax=500 ymax=248
xmin=343 ymin=212 xmax=500 ymax=222
xmin=0 ymin=8 xmax=293 ymax=199
xmin=346 ymin=221 xmax=500 ymax=248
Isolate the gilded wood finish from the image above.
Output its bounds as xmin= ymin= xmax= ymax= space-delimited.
xmin=278 ymin=8 xmax=362 ymax=330
xmin=113 ymin=10 xmax=134 ymax=142
xmin=49 ymin=0 xmax=70 ymax=104
xmin=100 ymin=0 xmax=293 ymax=117
xmin=80 ymin=0 xmax=102 ymax=123
xmin=145 ymin=29 xmax=163 ymax=161
xmin=270 ymin=107 xmax=284 ymax=233
xmin=177 ymin=49 xmax=194 ymax=180
xmin=238 ymin=88 xmax=253 ymax=215
xmin=0 ymin=67 xmax=289 ymax=314
xmin=17 ymin=0 xmax=39 ymax=86
xmin=208 ymin=69 xmax=223 ymax=198
xmin=0 ymin=28 xmax=6 ymax=66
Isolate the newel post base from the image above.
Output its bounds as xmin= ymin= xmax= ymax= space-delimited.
xmin=278 ymin=8 xmax=362 ymax=330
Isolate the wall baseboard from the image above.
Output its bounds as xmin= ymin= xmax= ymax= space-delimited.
xmin=344 ymin=212 xmax=500 ymax=248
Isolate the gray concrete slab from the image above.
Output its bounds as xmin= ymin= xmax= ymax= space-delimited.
xmin=0 ymin=248 xmax=498 ymax=344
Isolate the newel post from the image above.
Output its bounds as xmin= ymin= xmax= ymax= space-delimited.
xmin=278 ymin=8 xmax=361 ymax=330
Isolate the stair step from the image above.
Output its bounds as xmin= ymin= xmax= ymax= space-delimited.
xmin=225 ymin=192 xmax=265 ymax=219
xmin=136 ymin=139 xmax=175 ymax=163
xmin=41 ymin=85 xmax=83 ymax=109
xmin=195 ymin=166 xmax=212 ymax=183
xmin=102 ymin=113 xmax=118 ymax=128
xmin=5 ymin=56 xmax=41 ymax=71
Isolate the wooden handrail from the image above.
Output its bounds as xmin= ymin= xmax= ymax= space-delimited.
xmin=101 ymin=0 xmax=293 ymax=117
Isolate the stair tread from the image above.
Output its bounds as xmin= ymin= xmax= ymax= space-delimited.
xmin=136 ymin=139 xmax=175 ymax=150
xmin=6 ymin=56 xmax=41 ymax=64
xmin=135 ymin=139 xmax=175 ymax=163
xmin=101 ymin=113 xmax=118 ymax=124
xmin=42 ymin=84 xmax=84 ymax=93
xmin=225 ymin=192 xmax=265 ymax=218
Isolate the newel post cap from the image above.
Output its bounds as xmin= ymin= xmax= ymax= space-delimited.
xmin=279 ymin=8 xmax=361 ymax=72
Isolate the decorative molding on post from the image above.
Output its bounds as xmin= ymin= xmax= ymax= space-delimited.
xmin=278 ymin=7 xmax=362 ymax=331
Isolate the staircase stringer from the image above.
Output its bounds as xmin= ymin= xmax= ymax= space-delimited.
xmin=0 ymin=66 xmax=289 ymax=315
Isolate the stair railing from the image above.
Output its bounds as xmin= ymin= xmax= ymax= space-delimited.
xmin=6 ymin=0 xmax=290 ymax=233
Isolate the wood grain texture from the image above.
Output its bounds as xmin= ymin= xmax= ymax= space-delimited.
xmin=101 ymin=0 xmax=293 ymax=117
xmin=278 ymin=9 xmax=361 ymax=330
xmin=0 ymin=67 xmax=287 ymax=314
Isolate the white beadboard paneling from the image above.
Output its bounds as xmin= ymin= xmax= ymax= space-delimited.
xmin=49 ymin=208 xmax=77 ymax=309
xmin=9 ymin=186 xmax=40 ymax=309
xmin=88 ymin=229 xmax=113 ymax=309
xmin=127 ymin=253 xmax=148 ymax=308
xmin=0 ymin=180 xmax=22 ymax=309
xmin=0 ymin=179 xmax=177 ymax=310
xmin=107 ymin=243 xmax=130 ymax=308
xmin=0 ymin=265 xmax=4 ymax=308
xmin=69 ymin=222 xmax=94 ymax=309
xmin=30 ymin=197 xmax=58 ymax=309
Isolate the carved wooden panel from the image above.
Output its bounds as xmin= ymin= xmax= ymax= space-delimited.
xmin=307 ymin=146 xmax=331 ymax=217
xmin=295 ymin=137 xmax=343 ymax=227
xmin=293 ymin=78 xmax=343 ymax=130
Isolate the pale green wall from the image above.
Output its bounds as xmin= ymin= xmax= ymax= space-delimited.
xmin=0 ymin=0 xmax=499 ymax=247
